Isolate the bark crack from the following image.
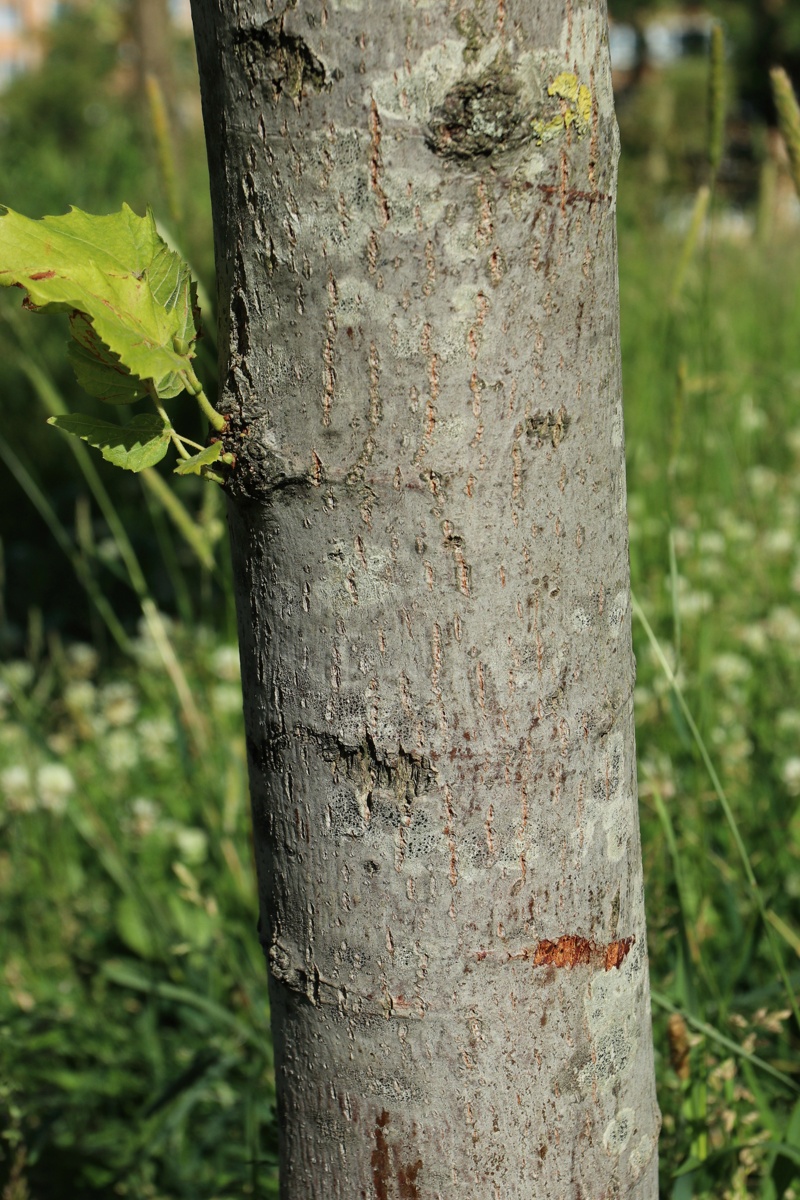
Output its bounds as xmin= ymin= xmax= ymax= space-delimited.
xmin=308 ymin=730 xmax=437 ymax=818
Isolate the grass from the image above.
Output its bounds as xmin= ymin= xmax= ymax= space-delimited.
xmin=0 ymin=622 xmax=279 ymax=1198
xmin=621 ymin=191 xmax=800 ymax=1195
xmin=4 ymin=30 xmax=800 ymax=1200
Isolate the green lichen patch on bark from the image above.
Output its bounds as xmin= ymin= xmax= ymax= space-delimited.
xmin=531 ymin=71 xmax=593 ymax=144
xmin=426 ymin=65 xmax=529 ymax=161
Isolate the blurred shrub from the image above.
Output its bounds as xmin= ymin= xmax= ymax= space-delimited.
xmin=0 ymin=2 xmax=216 ymax=648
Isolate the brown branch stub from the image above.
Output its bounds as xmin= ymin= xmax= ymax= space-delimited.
xmin=426 ymin=65 xmax=528 ymax=161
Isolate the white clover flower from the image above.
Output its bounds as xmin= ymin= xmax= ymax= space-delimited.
xmin=1 ymin=764 xmax=35 ymax=813
xmin=711 ymin=654 xmax=752 ymax=685
xmin=132 ymin=634 xmax=162 ymax=671
xmin=764 ymin=529 xmax=794 ymax=556
xmin=696 ymin=557 xmax=725 ymax=581
xmin=138 ymin=717 xmax=176 ymax=764
xmin=64 ymin=680 xmax=97 ymax=713
xmin=671 ymin=528 xmax=693 ymax=556
xmin=718 ymin=732 xmax=753 ymax=765
xmin=47 ymin=732 xmax=74 ymax=757
xmin=212 ymin=684 xmax=243 ymax=715
xmin=767 ymin=607 xmax=800 ymax=646
xmin=211 ymin=645 xmax=241 ymax=683
xmin=131 ymin=613 xmax=175 ymax=671
xmin=782 ymin=757 xmax=800 ymax=796
xmin=36 ymin=763 xmax=75 ymax=813
xmin=698 ymin=530 xmax=726 ymax=557
xmin=736 ymin=623 xmax=769 ymax=654
xmin=174 ymin=826 xmax=208 ymax=864
xmin=2 ymin=661 xmax=35 ymax=690
xmin=779 ymin=497 xmax=799 ymax=525
xmin=777 ymin=710 xmax=800 ymax=734
xmin=739 ymin=395 xmax=767 ymax=433
xmin=0 ymin=723 xmax=26 ymax=748
xmin=746 ymin=465 xmax=777 ymax=498
xmin=719 ymin=514 xmax=756 ymax=544
xmin=65 ymin=643 xmax=99 ymax=678
xmin=677 ymin=590 xmax=713 ymax=620
xmin=103 ymin=729 xmax=139 ymax=772
xmin=100 ymin=681 xmax=139 ymax=727
xmin=130 ymin=796 xmax=161 ymax=837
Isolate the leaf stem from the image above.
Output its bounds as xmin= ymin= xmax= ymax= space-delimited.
xmin=194 ymin=386 xmax=227 ymax=432
xmin=174 ymin=433 xmax=206 ymax=453
xmin=148 ymin=385 xmax=191 ymax=460
xmin=183 ymin=363 xmax=226 ymax=432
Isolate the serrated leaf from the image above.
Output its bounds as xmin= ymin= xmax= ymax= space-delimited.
xmin=67 ymin=312 xmax=182 ymax=405
xmin=0 ymin=203 xmax=198 ymax=388
xmin=48 ymin=412 xmax=170 ymax=472
xmin=173 ymin=441 xmax=224 ymax=476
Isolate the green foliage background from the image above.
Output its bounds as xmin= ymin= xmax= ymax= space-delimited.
xmin=4 ymin=4 xmax=800 ymax=1199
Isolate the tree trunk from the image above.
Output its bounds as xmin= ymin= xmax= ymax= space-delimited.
xmin=130 ymin=0 xmax=175 ymax=110
xmin=191 ymin=1 xmax=661 ymax=1195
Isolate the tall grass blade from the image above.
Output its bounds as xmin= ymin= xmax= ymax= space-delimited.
xmin=0 ymin=432 xmax=130 ymax=652
xmin=140 ymin=467 xmax=217 ymax=573
xmin=770 ymin=67 xmax=800 ymax=200
xmin=140 ymin=596 xmax=209 ymax=753
xmin=651 ymin=991 xmax=800 ymax=1094
xmin=669 ymin=185 xmax=710 ymax=310
xmin=102 ymin=960 xmax=267 ymax=1047
xmin=633 ymin=593 xmax=800 ymax=1033
xmin=708 ymin=23 xmax=725 ymax=178
xmin=0 ymin=324 xmax=209 ymax=753
xmin=146 ymin=72 xmax=183 ymax=230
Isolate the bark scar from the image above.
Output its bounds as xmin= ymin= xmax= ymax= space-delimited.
xmin=234 ymin=15 xmax=339 ymax=99
xmin=372 ymin=1110 xmax=423 ymax=1200
xmin=426 ymin=65 xmax=526 ymax=161
xmin=475 ymin=935 xmax=635 ymax=971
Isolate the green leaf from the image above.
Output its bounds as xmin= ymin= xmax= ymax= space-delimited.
xmin=48 ymin=412 xmax=170 ymax=472
xmin=173 ymin=441 xmax=224 ymax=476
xmin=115 ymin=895 xmax=157 ymax=959
xmin=0 ymin=203 xmax=198 ymax=390
xmin=67 ymin=312 xmax=183 ymax=405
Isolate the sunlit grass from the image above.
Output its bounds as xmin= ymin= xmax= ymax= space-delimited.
xmin=0 ymin=620 xmax=278 ymax=1198
xmin=622 ymin=194 xmax=800 ymax=1194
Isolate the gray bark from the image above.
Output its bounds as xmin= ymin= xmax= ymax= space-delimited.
xmin=191 ymin=1 xmax=660 ymax=1195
